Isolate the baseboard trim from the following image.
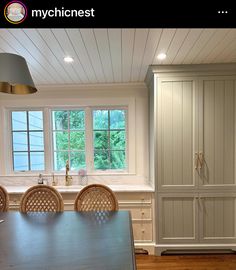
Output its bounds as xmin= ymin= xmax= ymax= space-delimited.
xmin=135 ymin=242 xmax=156 ymax=255
xmin=155 ymin=244 xmax=236 ymax=256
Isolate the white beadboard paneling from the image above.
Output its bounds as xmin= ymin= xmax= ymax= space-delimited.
xmin=108 ymin=29 xmax=122 ymax=82
xmin=66 ymin=29 xmax=97 ymax=83
xmin=203 ymin=197 xmax=235 ymax=238
xmin=198 ymin=29 xmax=231 ymax=64
xmin=51 ymin=29 xmax=89 ymax=83
xmin=162 ymin=197 xmax=195 ymax=238
xmin=79 ymin=29 xmax=106 ymax=83
xmin=203 ymin=29 xmax=236 ymax=63
xmin=37 ymin=29 xmax=80 ymax=84
xmin=23 ymin=29 xmax=73 ymax=84
xmin=214 ymin=81 xmax=224 ymax=185
xmin=203 ymin=79 xmax=235 ymax=185
xmin=174 ymin=29 xmax=203 ymax=64
xmin=152 ymin=29 xmax=176 ymax=65
xmin=224 ymin=80 xmax=235 ymax=184
xmin=182 ymin=82 xmax=193 ymax=185
xmin=0 ymin=31 xmax=48 ymax=84
xmin=164 ymin=28 xmax=190 ymax=64
xmin=9 ymin=29 xmax=64 ymax=84
xmin=172 ymin=81 xmax=183 ymax=185
xmin=183 ymin=29 xmax=216 ymax=64
xmin=161 ymin=80 xmax=194 ymax=186
xmin=203 ymin=80 xmax=215 ymax=185
xmin=139 ymin=29 xmax=162 ymax=81
xmin=94 ymin=29 xmax=114 ymax=82
xmin=162 ymin=81 xmax=173 ymax=185
xmin=0 ymin=29 xmax=236 ymax=85
xmin=219 ymin=38 xmax=236 ymax=63
xmin=0 ymin=29 xmax=54 ymax=84
xmin=131 ymin=29 xmax=149 ymax=82
xmin=121 ymin=29 xmax=135 ymax=82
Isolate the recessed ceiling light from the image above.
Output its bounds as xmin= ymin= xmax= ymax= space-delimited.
xmin=157 ymin=53 xmax=167 ymax=60
xmin=64 ymin=56 xmax=74 ymax=63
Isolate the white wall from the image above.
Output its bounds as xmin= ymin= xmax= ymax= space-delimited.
xmin=0 ymin=82 xmax=150 ymax=186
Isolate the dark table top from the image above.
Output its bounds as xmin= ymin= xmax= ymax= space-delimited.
xmin=0 ymin=211 xmax=136 ymax=270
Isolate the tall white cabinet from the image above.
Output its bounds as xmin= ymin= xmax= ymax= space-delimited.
xmin=147 ymin=64 xmax=236 ymax=255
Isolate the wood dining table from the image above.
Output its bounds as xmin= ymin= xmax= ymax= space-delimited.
xmin=0 ymin=211 xmax=136 ymax=270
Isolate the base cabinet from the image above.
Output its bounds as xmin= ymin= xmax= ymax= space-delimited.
xmin=200 ymin=194 xmax=236 ymax=243
xmin=116 ymin=192 xmax=153 ymax=243
xmin=158 ymin=193 xmax=236 ymax=248
xmin=158 ymin=194 xmax=198 ymax=244
xmin=8 ymin=190 xmax=155 ymax=253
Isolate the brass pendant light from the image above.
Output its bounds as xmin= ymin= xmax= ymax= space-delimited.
xmin=0 ymin=53 xmax=37 ymax=94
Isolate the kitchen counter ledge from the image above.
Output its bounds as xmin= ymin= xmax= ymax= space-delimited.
xmin=5 ymin=184 xmax=154 ymax=194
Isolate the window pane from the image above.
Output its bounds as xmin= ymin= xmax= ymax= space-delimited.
xmin=52 ymin=111 xmax=68 ymax=130
xmin=110 ymin=131 xmax=126 ymax=150
xmin=13 ymin=152 xmax=28 ymax=171
xmin=12 ymin=132 xmax=28 ymax=151
xmin=29 ymin=132 xmax=44 ymax=151
xmin=94 ymin=150 xmax=109 ymax=170
xmin=30 ymin=152 xmax=45 ymax=170
xmin=111 ymin=151 xmax=126 ymax=169
xmin=70 ymin=132 xmax=85 ymax=150
xmin=93 ymin=110 xmax=108 ymax=129
xmin=53 ymin=132 xmax=68 ymax=150
xmin=29 ymin=111 xmax=43 ymax=130
xmin=70 ymin=152 xmax=86 ymax=170
xmin=12 ymin=112 xmax=27 ymax=131
xmin=54 ymin=152 xmax=69 ymax=171
xmin=93 ymin=131 xmax=108 ymax=150
xmin=70 ymin=111 xmax=85 ymax=130
xmin=110 ymin=110 xmax=126 ymax=129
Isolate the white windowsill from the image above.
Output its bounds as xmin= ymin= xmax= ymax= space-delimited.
xmin=5 ymin=184 xmax=154 ymax=194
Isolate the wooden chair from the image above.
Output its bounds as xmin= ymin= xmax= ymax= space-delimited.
xmin=20 ymin=185 xmax=64 ymax=213
xmin=74 ymin=184 xmax=118 ymax=211
xmin=0 ymin=185 xmax=9 ymax=212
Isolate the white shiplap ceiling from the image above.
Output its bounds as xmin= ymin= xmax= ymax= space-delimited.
xmin=0 ymin=28 xmax=236 ymax=85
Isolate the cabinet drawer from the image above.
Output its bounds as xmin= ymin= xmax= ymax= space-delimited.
xmin=132 ymin=221 xmax=153 ymax=241
xmin=116 ymin=193 xmax=152 ymax=203
xmin=119 ymin=207 xmax=151 ymax=220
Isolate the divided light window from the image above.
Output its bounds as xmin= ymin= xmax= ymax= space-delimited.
xmin=52 ymin=110 xmax=85 ymax=171
xmin=93 ymin=109 xmax=126 ymax=170
xmin=11 ymin=111 xmax=44 ymax=171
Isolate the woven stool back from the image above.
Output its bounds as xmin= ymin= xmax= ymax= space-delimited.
xmin=74 ymin=184 xmax=118 ymax=211
xmin=20 ymin=185 xmax=64 ymax=213
xmin=0 ymin=185 xmax=9 ymax=212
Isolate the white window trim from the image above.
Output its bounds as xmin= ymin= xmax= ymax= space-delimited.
xmin=5 ymin=107 xmax=47 ymax=175
xmin=49 ymin=107 xmax=86 ymax=173
xmin=4 ymin=98 xmax=136 ymax=176
xmin=89 ymin=106 xmax=128 ymax=175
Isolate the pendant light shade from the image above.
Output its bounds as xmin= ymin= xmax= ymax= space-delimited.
xmin=0 ymin=53 xmax=37 ymax=94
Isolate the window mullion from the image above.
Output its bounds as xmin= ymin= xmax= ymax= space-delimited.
xmin=68 ymin=111 xmax=70 ymax=168
xmin=85 ymin=107 xmax=93 ymax=173
xmin=44 ymin=108 xmax=51 ymax=173
xmin=26 ymin=111 xmax=31 ymax=171
xmin=108 ymin=110 xmax=111 ymax=169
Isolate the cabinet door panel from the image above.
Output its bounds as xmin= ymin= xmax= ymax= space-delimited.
xmin=158 ymin=195 xmax=198 ymax=243
xmin=157 ymin=79 xmax=197 ymax=188
xmin=200 ymin=195 xmax=236 ymax=242
xmin=201 ymin=78 xmax=236 ymax=186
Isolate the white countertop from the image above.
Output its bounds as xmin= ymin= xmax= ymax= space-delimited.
xmin=5 ymin=184 xmax=154 ymax=194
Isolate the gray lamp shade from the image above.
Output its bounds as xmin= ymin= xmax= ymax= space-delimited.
xmin=0 ymin=53 xmax=37 ymax=94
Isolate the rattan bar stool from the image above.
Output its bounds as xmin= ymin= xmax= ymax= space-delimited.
xmin=74 ymin=184 xmax=118 ymax=211
xmin=20 ymin=185 xmax=64 ymax=213
xmin=0 ymin=185 xmax=9 ymax=212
